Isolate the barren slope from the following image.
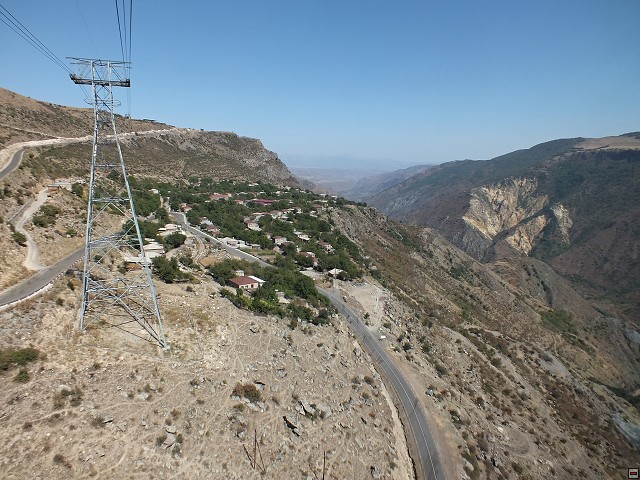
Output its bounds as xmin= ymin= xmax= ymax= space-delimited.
xmin=329 ymin=205 xmax=640 ymax=479
xmin=0 ymin=272 xmax=414 ymax=479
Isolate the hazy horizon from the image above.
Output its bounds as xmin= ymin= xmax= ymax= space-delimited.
xmin=1 ymin=1 xmax=638 ymax=167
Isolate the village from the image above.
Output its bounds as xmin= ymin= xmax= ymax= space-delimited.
xmin=101 ymin=179 xmax=366 ymax=319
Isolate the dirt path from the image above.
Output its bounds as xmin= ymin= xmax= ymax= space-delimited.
xmin=14 ymin=188 xmax=49 ymax=271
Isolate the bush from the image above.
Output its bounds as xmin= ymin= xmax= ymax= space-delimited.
xmin=0 ymin=347 xmax=40 ymax=371
xmin=162 ymin=232 xmax=186 ymax=251
xmin=435 ymin=362 xmax=447 ymax=376
xmin=13 ymin=368 xmax=30 ymax=383
xmin=71 ymin=183 xmax=83 ymax=197
xmin=32 ymin=205 xmax=61 ymax=227
xmin=540 ymin=309 xmax=576 ymax=334
xmin=12 ymin=231 xmax=27 ymax=246
xmin=231 ymin=383 xmax=261 ymax=402
xmin=152 ymin=256 xmax=191 ymax=283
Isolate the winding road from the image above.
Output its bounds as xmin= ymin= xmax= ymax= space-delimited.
xmin=0 ymin=128 xmax=181 ymax=305
xmin=321 ymin=287 xmax=445 ymax=480
xmin=171 ymin=212 xmax=447 ymax=480
xmin=0 ymin=134 xmax=447 ymax=478
xmin=0 ymin=246 xmax=83 ymax=308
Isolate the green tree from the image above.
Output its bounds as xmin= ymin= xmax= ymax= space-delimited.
xmin=162 ymin=232 xmax=186 ymax=250
xmin=152 ymin=256 xmax=190 ymax=283
xmin=155 ymin=207 xmax=169 ymax=225
xmin=71 ymin=183 xmax=83 ymax=197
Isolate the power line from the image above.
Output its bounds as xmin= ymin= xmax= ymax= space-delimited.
xmin=126 ymin=0 xmax=133 ymax=118
xmin=122 ymin=0 xmax=128 ymax=63
xmin=0 ymin=4 xmax=91 ymax=99
xmin=74 ymin=0 xmax=98 ymax=57
xmin=128 ymin=0 xmax=133 ymax=64
xmin=114 ymin=0 xmax=126 ymax=63
xmin=114 ymin=0 xmax=133 ymax=118
xmin=0 ymin=4 xmax=71 ymax=74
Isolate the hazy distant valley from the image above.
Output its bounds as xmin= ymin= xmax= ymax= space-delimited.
xmin=290 ymin=164 xmax=434 ymax=201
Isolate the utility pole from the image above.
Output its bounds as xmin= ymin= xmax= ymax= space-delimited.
xmin=69 ymin=58 xmax=167 ymax=349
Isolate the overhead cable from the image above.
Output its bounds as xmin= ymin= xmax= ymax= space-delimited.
xmin=114 ymin=0 xmax=126 ymax=64
xmin=0 ymin=4 xmax=72 ymax=74
xmin=0 ymin=4 xmax=90 ymax=98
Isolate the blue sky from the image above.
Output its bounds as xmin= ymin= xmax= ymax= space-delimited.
xmin=1 ymin=1 xmax=639 ymax=169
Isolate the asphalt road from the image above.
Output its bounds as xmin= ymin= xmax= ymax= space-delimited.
xmin=0 ymin=246 xmax=84 ymax=307
xmin=0 ymin=147 xmax=24 ymax=180
xmin=171 ymin=211 xmax=270 ymax=267
xmin=320 ymin=287 xmax=446 ymax=480
xmin=172 ymin=211 xmax=447 ymax=480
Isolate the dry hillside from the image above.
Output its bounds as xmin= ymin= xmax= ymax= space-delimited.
xmin=329 ymin=205 xmax=640 ymax=479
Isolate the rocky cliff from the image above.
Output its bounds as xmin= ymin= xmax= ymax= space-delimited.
xmin=368 ymin=134 xmax=640 ymax=322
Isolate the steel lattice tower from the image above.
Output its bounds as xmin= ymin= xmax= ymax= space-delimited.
xmin=69 ymin=58 xmax=167 ymax=349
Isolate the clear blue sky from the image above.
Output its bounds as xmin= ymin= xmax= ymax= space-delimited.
xmin=1 ymin=0 xmax=639 ymax=168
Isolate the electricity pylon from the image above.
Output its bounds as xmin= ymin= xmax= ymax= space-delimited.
xmin=69 ymin=58 xmax=167 ymax=349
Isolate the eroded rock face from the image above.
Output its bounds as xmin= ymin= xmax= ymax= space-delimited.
xmin=505 ymin=214 xmax=549 ymax=255
xmin=550 ymin=204 xmax=573 ymax=244
xmin=459 ymin=178 xmax=573 ymax=258
xmin=463 ymin=178 xmax=548 ymax=241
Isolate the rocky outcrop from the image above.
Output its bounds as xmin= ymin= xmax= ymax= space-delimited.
xmin=549 ymin=204 xmax=572 ymax=244
xmin=463 ymin=178 xmax=548 ymax=240
xmin=504 ymin=214 xmax=549 ymax=255
xmin=457 ymin=177 xmax=574 ymax=259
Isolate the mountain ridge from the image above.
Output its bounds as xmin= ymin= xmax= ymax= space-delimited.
xmin=367 ymin=134 xmax=640 ymax=322
xmin=0 ymin=87 xmax=299 ymax=187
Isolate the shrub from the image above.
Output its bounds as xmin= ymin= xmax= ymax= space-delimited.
xmin=162 ymin=232 xmax=186 ymax=251
xmin=0 ymin=347 xmax=40 ymax=371
xmin=13 ymin=368 xmax=30 ymax=383
xmin=540 ymin=309 xmax=576 ymax=334
xmin=12 ymin=231 xmax=27 ymax=246
xmin=231 ymin=383 xmax=261 ymax=402
xmin=152 ymin=256 xmax=191 ymax=283
xmin=435 ymin=362 xmax=447 ymax=376
xmin=71 ymin=183 xmax=83 ymax=197
xmin=33 ymin=205 xmax=61 ymax=227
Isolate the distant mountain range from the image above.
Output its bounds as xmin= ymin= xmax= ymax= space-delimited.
xmin=364 ymin=134 xmax=640 ymax=322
